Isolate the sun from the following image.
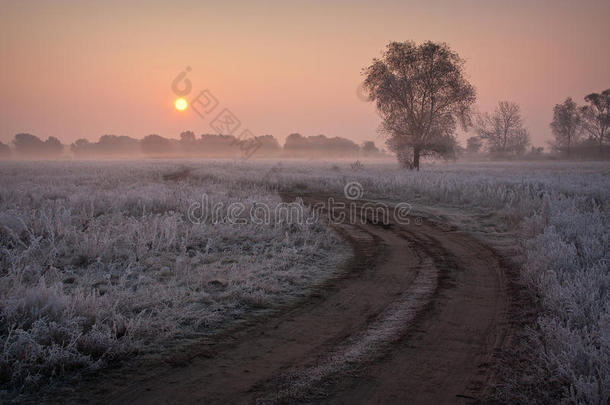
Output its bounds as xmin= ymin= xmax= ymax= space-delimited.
xmin=174 ymin=98 xmax=188 ymax=111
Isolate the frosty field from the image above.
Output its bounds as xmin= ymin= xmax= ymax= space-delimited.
xmin=0 ymin=160 xmax=349 ymax=392
xmin=0 ymin=159 xmax=608 ymax=404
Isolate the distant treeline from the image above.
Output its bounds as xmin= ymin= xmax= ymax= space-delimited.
xmin=0 ymin=132 xmax=387 ymax=159
xmin=462 ymin=89 xmax=609 ymax=160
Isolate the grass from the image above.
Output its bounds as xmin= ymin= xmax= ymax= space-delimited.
xmin=1 ymin=159 xmax=608 ymax=404
xmin=0 ymin=160 xmax=347 ymax=392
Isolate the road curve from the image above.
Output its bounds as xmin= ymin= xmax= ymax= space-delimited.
xmin=69 ymin=193 xmax=511 ymax=404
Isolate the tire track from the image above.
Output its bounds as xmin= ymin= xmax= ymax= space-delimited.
xmin=61 ymin=192 xmax=511 ymax=404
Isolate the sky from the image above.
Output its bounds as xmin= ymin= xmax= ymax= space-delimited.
xmin=1 ymin=0 xmax=609 ymax=148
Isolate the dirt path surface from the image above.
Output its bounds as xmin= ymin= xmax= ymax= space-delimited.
xmin=69 ymin=193 xmax=512 ymax=404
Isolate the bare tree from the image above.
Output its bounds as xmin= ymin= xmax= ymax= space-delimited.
xmin=580 ymin=89 xmax=610 ymax=155
xmin=550 ymin=97 xmax=581 ymax=157
xmin=362 ymin=41 xmax=476 ymax=170
xmin=476 ymin=101 xmax=530 ymax=156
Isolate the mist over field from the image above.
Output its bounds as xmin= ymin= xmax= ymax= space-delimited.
xmin=1 ymin=1 xmax=609 ymax=404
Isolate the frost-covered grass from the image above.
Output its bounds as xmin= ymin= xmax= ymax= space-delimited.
xmin=1 ymin=159 xmax=608 ymax=403
xmin=281 ymin=160 xmax=608 ymax=404
xmin=167 ymin=158 xmax=608 ymax=404
xmin=0 ymin=160 xmax=346 ymax=392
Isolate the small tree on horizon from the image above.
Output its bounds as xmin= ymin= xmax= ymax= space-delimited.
xmin=12 ymin=133 xmax=45 ymax=155
xmin=580 ymin=89 xmax=609 ymax=155
xmin=362 ymin=41 xmax=476 ymax=170
xmin=45 ymin=136 xmax=63 ymax=156
xmin=179 ymin=130 xmax=196 ymax=143
xmin=476 ymin=101 xmax=530 ymax=156
xmin=141 ymin=134 xmax=172 ymax=155
xmin=361 ymin=141 xmax=380 ymax=157
xmin=12 ymin=133 xmax=64 ymax=156
xmin=550 ymin=97 xmax=581 ymax=157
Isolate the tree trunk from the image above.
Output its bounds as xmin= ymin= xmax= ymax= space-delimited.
xmin=413 ymin=148 xmax=420 ymax=171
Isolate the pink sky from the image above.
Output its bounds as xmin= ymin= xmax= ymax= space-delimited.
xmin=1 ymin=0 xmax=609 ymax=148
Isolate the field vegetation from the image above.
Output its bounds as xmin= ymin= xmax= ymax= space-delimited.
xmin=0 ymin=159 xmax=608 ymax=404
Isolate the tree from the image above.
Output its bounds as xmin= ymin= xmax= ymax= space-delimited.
xmin=141 ymin=134 xmax=172 ymax=155
xmin=325 ymin=136 xmax=359 ymax=157
xmin=13 ymin=133 xmax=45 ymax=155
xmin=580 ymin=89 xmax=609 ymax=155
xmin=362 ymin=41 xmax=476 ymax=170
xmin=476 ymin=101 xmax=530 ymax=156
xmin=12 ymin=133 xmax=63 ymax=156
xmin=179 ymin=130 xmax=196 ymax=143
xmin=255 ymin=135 xmax=281 ymax=155
xmin=71 ymin=138 xmax=94 ymax=156
xmin=44 ymin=136 xmax=63 ymax=156
xmin=283 ymin=133 xmax=305 ymax=156
xmin=88 ymin=135 xmax=135 ymax=155
xmin=466 ymin=136 xmax=482 ymax=154
xmin=361 ymin=141 xmax=380 ymax=157
xmin=178 ymin=131 xmax=197 ymax=155
xmin=199 ymin=134 xmax=240 ymax=156
xmin=550 ymin=98 xmax=581 ymax=157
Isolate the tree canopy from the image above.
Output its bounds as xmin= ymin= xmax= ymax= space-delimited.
xmin=580 ymin=89 xmax=610 ymax=153
xmin=550 ymin=98 xmax=581 ymax=157
xmin=362 ymin=41 xmax=476 ymax=169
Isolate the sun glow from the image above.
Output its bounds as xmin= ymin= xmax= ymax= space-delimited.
xmin=174 ymin=98 xmax=188 ymax=111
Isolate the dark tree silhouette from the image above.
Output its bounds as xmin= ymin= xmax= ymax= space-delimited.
xmin=12 ymin=133 xmax=63 ymax=156
xmin=324 ymin=136 xmax=359 ymax=156
xmin=362 ymin=41 xmax=476 ymax=169
xmin=580 ymin=89 xmax=610 ymax=155
xmin=141 ymin=134 xmax=172 ymax=155
xmin=179 ymin=131 xmax=196 ymax=143
xmin=283 ymin=133 xmax=306 ymax=156
xmin=45 ymin=136 xmax=63 ymax=156
xmin=178 ymin=131 xmax=197 ymax=155
xmin=284 ymin=133 xmax=359 ymax=157
xmin=550 ymin=98 xmax=581 ymax=157
xmin=70 ymin=135 xmax=141 ymax=156
xmin=71 ymin=139 xmax=93 ymax=156
xmin=13 ymin=133 xmax=45 ymax=155
xmin=361 ymin=141 xmax=380 ymax=157
xmin=97 ymin=135 xmax=140 ymax=155
xmin=255 ymin=135 xmax=281 ymax=155
xmin=476 ymin=101 xmax=530 ymax=156
xmin=199 ymin=134 xmax=240 ymax=156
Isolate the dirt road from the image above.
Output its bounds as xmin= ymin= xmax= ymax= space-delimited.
xmin=73 ymin=193 xmax=512 ymax=404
